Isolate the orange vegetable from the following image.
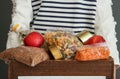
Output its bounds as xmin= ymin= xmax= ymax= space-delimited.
xmin=75 ymin=45 xmax=110 ymax=61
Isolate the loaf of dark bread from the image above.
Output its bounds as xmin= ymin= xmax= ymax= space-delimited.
xmin=0 ymin=46 xmax=49 ymax=67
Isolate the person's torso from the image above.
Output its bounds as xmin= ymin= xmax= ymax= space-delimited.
xmin=31 ymin=0 xmax=97 ymax=34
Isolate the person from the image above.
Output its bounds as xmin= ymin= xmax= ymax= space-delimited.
xmin=7 ymin=0 xmax=119 ymax=69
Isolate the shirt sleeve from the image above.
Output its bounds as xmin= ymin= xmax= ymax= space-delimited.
xmin=10 ymin=0 xmax=33 ymax=32
xmin=95 ymin=0 xmax=120 ymax=65
xmin=6 ymin=0 xmax=33 ymax=49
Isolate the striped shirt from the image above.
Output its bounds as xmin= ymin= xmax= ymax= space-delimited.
xmin=31 ymin=0 xmax=97 ymax=34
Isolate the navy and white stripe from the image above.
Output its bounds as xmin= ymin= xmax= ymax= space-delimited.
xmin=31 ymin=0 xmax=97 ymax=34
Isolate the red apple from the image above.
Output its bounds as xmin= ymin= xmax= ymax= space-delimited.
xmin=84 ymin=35 xmax=106 ymax=45
xmin=24 ymin=31 xmax=44 ymax=47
